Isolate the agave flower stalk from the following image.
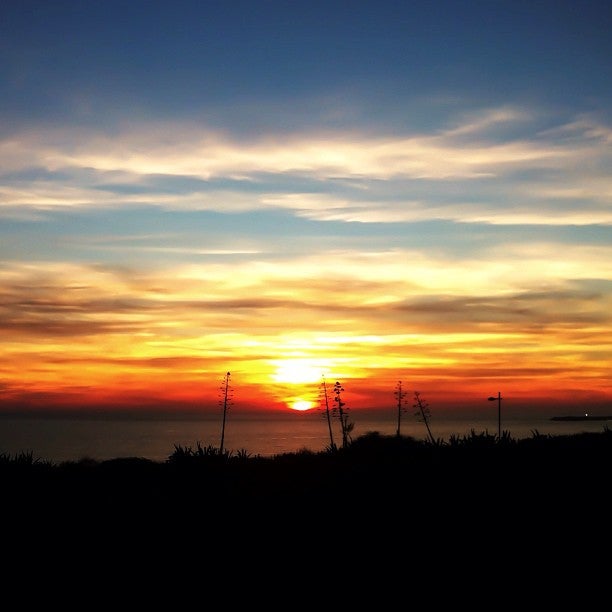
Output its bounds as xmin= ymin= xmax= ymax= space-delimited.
xmin=414 ymin=391 xmax=435 ymax=445
xmin=394 ymin=380 xmax=408 ymax=437
xmin=333 ymin=381 xmax=353 ymax=448
xmin=320 ymin=376 xmax=336 ymax=452
xmin=219 ymin=371 xmax=233 ymax=455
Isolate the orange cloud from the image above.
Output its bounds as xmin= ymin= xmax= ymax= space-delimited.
xmin=1 ymin=257 xmax=610 ymax=414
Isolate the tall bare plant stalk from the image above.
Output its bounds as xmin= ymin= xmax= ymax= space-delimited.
xmin=219 ymin=371 xmax=232 ymax=455
xmin=333 ymin=381 xmax=353 ymax=448
xmin=320 ymin=376 xmax=336 ymax=452
xmin=394 ymin=380 xmax=408 ymax=436
xmin=414 ymin=391 xmax=435 ymax=444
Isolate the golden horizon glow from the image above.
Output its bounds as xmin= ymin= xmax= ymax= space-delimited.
xmin=0 ymin=257 xmax=610 ymax=413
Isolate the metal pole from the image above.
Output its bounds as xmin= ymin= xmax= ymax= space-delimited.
xmin=488 ymin=392 xmax=502 ymax=440
xmin=497 ymin=391 xmax=501 ymax=439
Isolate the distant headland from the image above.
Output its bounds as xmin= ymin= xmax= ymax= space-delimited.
xmin=551 ymin=415 xmax=612 ymax=421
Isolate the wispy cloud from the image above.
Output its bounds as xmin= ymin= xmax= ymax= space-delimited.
xmin=0 ymin=117 xmax=570 ymax=180
xmin=1 ymin=107 xmax=609 ymax=228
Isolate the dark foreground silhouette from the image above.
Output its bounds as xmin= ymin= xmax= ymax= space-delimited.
xmin=2 ymin=428 xmax=610 ymax=585
xmin=3 ymin=428 xmax=610 ymax=521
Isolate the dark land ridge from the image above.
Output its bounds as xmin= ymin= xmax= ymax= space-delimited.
xmin=3 ymin=428 xmax=610 ymax=519
xmin=3 ymin=428 xmax=610 ymax=576
xmin=551 ymin=415 xmax=612 ymax=421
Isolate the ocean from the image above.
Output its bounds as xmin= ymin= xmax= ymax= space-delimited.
xmin=0 ymin=410 xmax=609 ymax=464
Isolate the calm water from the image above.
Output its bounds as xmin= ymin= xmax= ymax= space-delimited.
xmin=0 ymin=410 xmax=609 ymax=463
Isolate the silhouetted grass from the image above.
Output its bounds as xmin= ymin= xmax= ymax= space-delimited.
xmin=4 ymin=428 xmax=608 ymax=580
xmin=0 ymin=450 xmax=52 ymax=466
xmin=2 ymin=427 xmax=610 ymax=536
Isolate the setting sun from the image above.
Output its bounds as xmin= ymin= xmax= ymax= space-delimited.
xmin=290 ymin=399 xmax=314 ymax=411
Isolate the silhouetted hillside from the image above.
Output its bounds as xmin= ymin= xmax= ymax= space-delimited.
xmin=3 ymin=428 xmax=610 ymax=579
xmin=3 ymin=429 xmax=610 ymax=522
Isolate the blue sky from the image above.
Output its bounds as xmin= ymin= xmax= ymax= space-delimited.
xmin=1 ymin=1 xmax=611 ymax=413
xmin=2 ymin=2 xmax=611 ymax=119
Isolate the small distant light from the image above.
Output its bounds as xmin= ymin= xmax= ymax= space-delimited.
xmin=585 ymin=413 xmax=588 ymax=417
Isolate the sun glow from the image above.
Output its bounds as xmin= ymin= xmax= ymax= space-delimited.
xmin=271 ymin=359 xmax=324 ymax=384
xmin=291 ymin=399 xmax=314 ymax=411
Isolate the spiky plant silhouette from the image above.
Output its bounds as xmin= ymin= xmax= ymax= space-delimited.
xmin=319 ymin=375 xmax=337 ymax=452
xmin=219 ymin=371 xmax=233 ymax=455
xmin=413 ymin=391 xmax=435 ymax=444
xmin=394 ymin=380 xmax=409 ymax=437
xmin=333 ymin=380 xmax=353 ymax=449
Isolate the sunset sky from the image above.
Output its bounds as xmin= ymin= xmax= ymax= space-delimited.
xmin=1 ymin=1 xmax=611 ymax=416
